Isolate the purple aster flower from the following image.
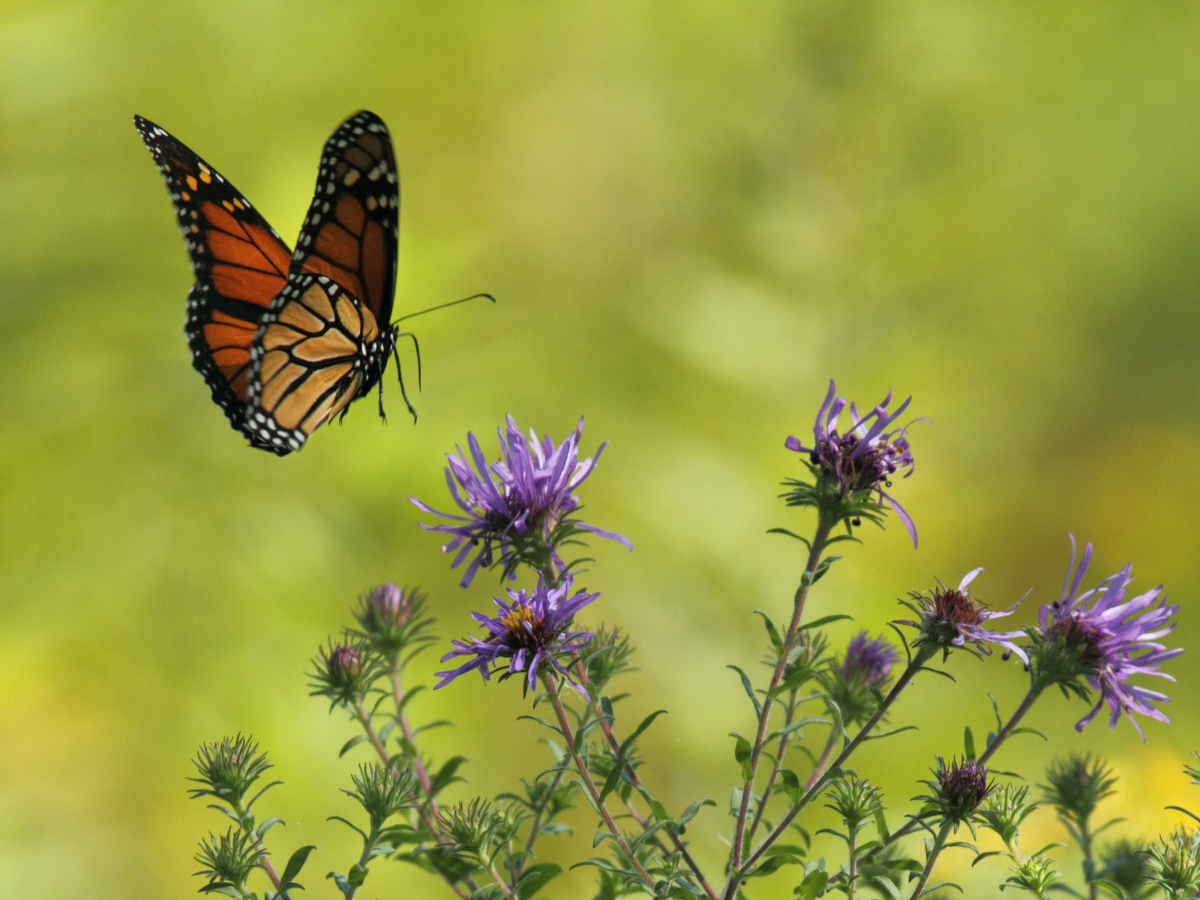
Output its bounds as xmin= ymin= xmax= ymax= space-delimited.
xmin=435 ymin=576 xmax=597 ymax=695
xmin=842 ymin=631 xmax=897 ymax=687
xmin=905 ymin=568 xmax=1029 ymax=665
xmin=411 ymin=415 xmax=631 ymax=587
xmin=784 ymin=380 xmax=919 ymax=546
xmin=1037 ymin=535 xmax=1181 ymax=739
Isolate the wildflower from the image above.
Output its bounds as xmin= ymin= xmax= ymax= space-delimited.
xmin=1032 ymin=536 xmax=1181 ymax=738
xmin=194 ymin=827 xmax=262 ymax=894
xmin=1040 ymin=753 xmax=1117 ymax=831
xmin=1145 ymin=828 xmax=1200 ymax=900
xmin=820 ymin=632 xmax=896 ymax=726
xmin=783 ymin=381 xmax=918 ymax=545
xmin=309 ymin=639 xmax=382 ymax=708
xmin=411 ymin=416 xmax=631 ymax=587
xmin=189 ymin=734 xmax=272 ymax=808
xmin=435 ymin=576 xmax=597 ymax=694
xmin=353 ymin=582 xmax=434 ymax=662
xmin=903 ymin=568 xmax=1028 ymax=664
xmin=343 ymin=763 xmax=415 ymax=828
xmin=920 ymin=757 xmax=993 ymax=826
xmin=842 ymin=631 xmax=896 ymax=686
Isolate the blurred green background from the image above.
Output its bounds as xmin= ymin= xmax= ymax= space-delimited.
xmin=3 ymin=2 xmax=1200 ymax=897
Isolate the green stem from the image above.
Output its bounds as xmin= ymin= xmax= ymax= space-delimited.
xmin=908 ymin=821 xmax=953 ymax=899
xmin=571 ymin=657 xmax=719 ymax=900
xmin=744 ymin=688 xmax=801 ymax=847
xmin=731 ymin=652 xmax=927 ymax=889
xmin=353 ymin=704 xmax=473 ymax=900
xmin=977 ymin=683 xmax=1042 ymax=766
xmin=542 ymin=673 xmax=657 ymax=890
xmin=727 ymin=517 xmax=833 ymax=891
xmin=231 ymin=798 xmax=290 ymax=900
xmin=847 ymin=830 xmax=859 ymax=900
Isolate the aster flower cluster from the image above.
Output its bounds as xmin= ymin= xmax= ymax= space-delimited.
xmin=435 ymin=576 xmax=598 ymax=694
xmin=411 ymin=415 xmax=630 ymax=587
xmin=1028 ymin=535 xmax=1182 ymax=737
xmin=180 ymin=386 xmax=1195 ymax=900
xmin=783 ymin=380 xmax=918 ymax=545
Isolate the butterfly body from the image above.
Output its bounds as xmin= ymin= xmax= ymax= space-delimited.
xmin=135 ymin=110 xmax=404 ymax=456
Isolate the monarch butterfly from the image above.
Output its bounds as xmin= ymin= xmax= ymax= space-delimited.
xmin=135 ymin=110 xmax=485 ymax=455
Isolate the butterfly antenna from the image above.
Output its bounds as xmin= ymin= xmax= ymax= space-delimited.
xmin=393 ymin=292 xmax=496 ymax=323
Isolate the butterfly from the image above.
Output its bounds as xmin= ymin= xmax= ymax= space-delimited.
xmin=136 ymin=110 xmax=415 ymax=456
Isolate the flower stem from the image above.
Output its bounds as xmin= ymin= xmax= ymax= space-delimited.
xmin=571 ymin=657 xmax=719 ymax=900
xmin=908 ymin=821 xmax=953 ymax=899
xmin=729 ymin=652 xmax=926 ymax=892
xmin=977 ymin=683 xmax=1042 ymax=766
xmin=805 ymin=726 xmax=840 ymax=790
xmin=744 ymin=688 xmax=802 ymax=846
xmin=352 ymin=704 xmax=473 ymax=900
xmin=231 ymin=798 xmax=290 ymax=900
xmin=390 ymin=666 xmax=440 ymax=819
xmin=541 ymin=673 xmax=657 ymax=890
xmin=728 ymin=516 xmax=833 ymax=886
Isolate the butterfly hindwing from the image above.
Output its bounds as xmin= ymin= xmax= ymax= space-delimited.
xmin=290 ymin=110 xmax=400 ymax=328
xmin=245 ymin=274 xmax=381 ymax=454
xmin=134 ymin=115 xmax=291 ymax=437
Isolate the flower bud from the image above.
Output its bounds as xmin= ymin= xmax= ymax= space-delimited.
xmin=188 ymin=734 xmax=271 ymax=809
xmin=193 ymin=827 xmax=261 ymax=892
xmin=1040 ymin=753 xmax=1116 ymax=829
xmin=309 ymin=639 xmax=380 ymax=708
xmin=918 ymin=756 xmax=993 ymax=826
xmin=346 ymin=763 xmax=415 ymax=828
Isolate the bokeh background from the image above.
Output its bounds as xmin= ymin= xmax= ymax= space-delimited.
xmin=3 ymin=2 xmax=1200 ymax=897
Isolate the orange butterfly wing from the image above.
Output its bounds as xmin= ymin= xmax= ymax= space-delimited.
xmin=245 ymin=274 xmax=381 ymax=454
xmin=135 ymin=115 xmax=291 ymax=440
xmin=290 ymin=110 xmax=399 ymax=327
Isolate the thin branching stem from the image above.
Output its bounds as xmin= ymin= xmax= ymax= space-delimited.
xmin=908 ymin=821 xmax=952 ymax=900
xmin=542 ymin=674 xmax=657 ymax=890
xmin=730 ymin=653 xmax=925 ymax=889
xmin=727 ymin=516 xmax=832 ymax=891
xmin=745 ymin=687 xmax=801 ymax=846
xmin=352 ymin=704 xmax=473 ymax=900
xmin=571 ymin=657 xmax=719 ymax=900
xmin=230 ymin=796 xmax=290 ymax=900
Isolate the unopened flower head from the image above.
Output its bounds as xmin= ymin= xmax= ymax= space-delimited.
xmin=927 ymin=756 xmax=993 ymax=824
xmin=189 ymin=734 xmax=271 ymax=807
xmin=1033 ymin=535 xmax=1182 ymax=739
xmin=1145 ymin=828 xmax=1200 ymax=900
xmin=344 ymin=763 xmax=415 ymax=828
xmin=194 ymin=827 xmax=261 ymax=892
xmin=411 ymin=415 xmax=631 ymax=587
xmin=354 ymin=582 xmax=433 ymax=661
xmin=784 ymin=380 xmax=918 ymax=546
xmin=309 ymin=639 xmax=381 ymax=708
xmin=1040 ymin=753 xmax=1117 ymax=826
xmin=904 ymin=568 xmax=1028 ymax=664
xmin=436 ymin=575 xmax=597 ymax=695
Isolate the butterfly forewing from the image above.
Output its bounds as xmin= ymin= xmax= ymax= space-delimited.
xmin=134 ymin=115 xmax=291 ymax=435
xmin=290 ymin=110 xmax=399 ymax=327
xmin=245 ymin=274 xmax=378 ymax=454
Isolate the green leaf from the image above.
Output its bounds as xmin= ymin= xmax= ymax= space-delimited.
xmin=767 ymin=527 xmax=812 ymax=550
xmin=868 ymin=875 xmax=903 ymax=900
xmin=676 ymin=798 xmax=715 ymax=830
xmin=598 ymin=762 xmax=626 ymax=803
xmin=727 ymin=666 xmax=763 ymax=717
xmin=427 ymin=756 xmax=467 ymax=799
xmin=793 ymin=859 xmax=829 ymax=899
xmin=600 ymin=696 xmax=615 ymax=721
xmin=963 ymin=727 xmax=976 ymax=761
xmin=798 ymin=614 xmax=853 ymax=632
xmin=280 ymin=844 xmax=316 ymax=886
xmin=873 ymin=809 xmax=890 ymax=842
xmin=768 ymin=716 xmax=831 ymax=740
xmin=619 ymin=710 xmax=668 ymax=757
xmin=735 ymin=736 xmax=754 ymax=781
xmin=339 ymin=734 xmax=368 ymax=757
xmin=811 ymin=555 xmax=842 ymax=584
xmin=516 ymin=862 xmax=563 ymax=899
xmin=755 ymin=611 xmax=785 ymax=655
xmin=780 ymin=769 xmax=801 ymax=806
xmin=1008 ymin=726 xmax=1048 ymax=742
